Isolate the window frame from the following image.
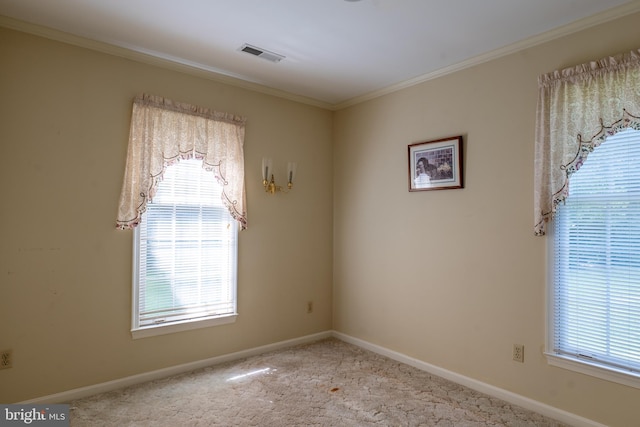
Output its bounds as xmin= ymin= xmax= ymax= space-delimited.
xmin=545 ymin=130 xmax=640 ymax=389
xmin=130 ymin=160 xmax=239 ymax=340
xmin=546 ymin=226 xmax=640 ymax=389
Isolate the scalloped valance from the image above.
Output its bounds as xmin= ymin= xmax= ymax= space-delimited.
xmin=116 ymin=94 xmax=247 ymax=230
xmin=534 ymin=49 xmax=640 ymax=236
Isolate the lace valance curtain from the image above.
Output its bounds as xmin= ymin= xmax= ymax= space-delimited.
xmin=534 ymin=49 xmax=640 ymax=236
xmin=116 ymin=94 xmax=247 ymax=230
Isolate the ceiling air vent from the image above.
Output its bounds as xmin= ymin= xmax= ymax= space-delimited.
xmin=239 ymin=44 xmax=285 ymax=63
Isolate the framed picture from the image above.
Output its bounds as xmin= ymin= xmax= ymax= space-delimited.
xmin=408 ymin=135 xmax=463 ymax=191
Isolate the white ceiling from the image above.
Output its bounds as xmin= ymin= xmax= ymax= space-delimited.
xmin=1 ymin=0 xmax=638 ymax=107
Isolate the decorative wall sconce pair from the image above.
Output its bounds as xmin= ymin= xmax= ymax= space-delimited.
xmin=262 ymin=158 xmax=297 ymax=194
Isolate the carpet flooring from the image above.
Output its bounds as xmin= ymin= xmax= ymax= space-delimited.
xmin=69 ymin=338 xmax=567 ymax=426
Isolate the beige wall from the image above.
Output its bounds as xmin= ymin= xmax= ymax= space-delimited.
xmin=0 ymin=27 xmax=333 ymax=403
xmin=332 ymin=11 xmax=640 ymax=427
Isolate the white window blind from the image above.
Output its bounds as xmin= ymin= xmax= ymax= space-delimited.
xmin=552 ymin=128 xmax=640 ymax=376
xmin=133 ymin=158 xmax=237 ymax=331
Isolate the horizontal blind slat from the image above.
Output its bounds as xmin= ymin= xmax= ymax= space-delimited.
xmin=553 ymin=128 xmax=640 ymax=374
xmin=136 ymin=158 xmax=237 ymax=328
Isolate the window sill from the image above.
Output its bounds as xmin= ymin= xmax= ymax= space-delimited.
xmin=545 ymin=352 xmax=640 ymax=390
xmin=131 ymin=314 xmax=237 ymax=339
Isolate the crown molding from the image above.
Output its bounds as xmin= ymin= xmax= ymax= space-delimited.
xmin=0 ymin=14 xmax=333 ymax=111
xmin=333 ymin=0 xmax=640 ymax=110
xmin=3 ymin=0 xmax=640 ymax=112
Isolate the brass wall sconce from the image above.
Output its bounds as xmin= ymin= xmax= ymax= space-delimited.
xmin=262 ymin=158 xmax=297 ymax=194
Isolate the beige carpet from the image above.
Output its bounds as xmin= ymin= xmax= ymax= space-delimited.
xmin=69 ymin=338 xmax=566 ymax=426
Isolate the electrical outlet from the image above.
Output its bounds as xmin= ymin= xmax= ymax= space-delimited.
xmin=307 ymin=301 xmax=313 ymax=314
xmin=0 ymin=350 xmax=12 ymax=369
xmin=513 ymin=344 xmax=524 ymax=363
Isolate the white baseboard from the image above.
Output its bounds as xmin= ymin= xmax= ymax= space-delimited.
xmin=21 ymin=329 xmax=604 ymax=427
xmin=333 ymin=331 xmax=605 ymax=427
xmin=21 ymin=330 xmax=333 ymax=404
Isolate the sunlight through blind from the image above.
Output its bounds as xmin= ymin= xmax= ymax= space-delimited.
xmin=135 ymin=158 xmax=237 ymax=328
xmin=553 ymin=128 xmax=640 ymax=374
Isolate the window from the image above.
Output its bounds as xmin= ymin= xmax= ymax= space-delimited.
xmin=548 ymin=128 xmax=640 ymax=387
xmin=116 ymin=94 xmax=246 ymax=338
xmin=132 ymin=158 xmax=238 ymax=338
